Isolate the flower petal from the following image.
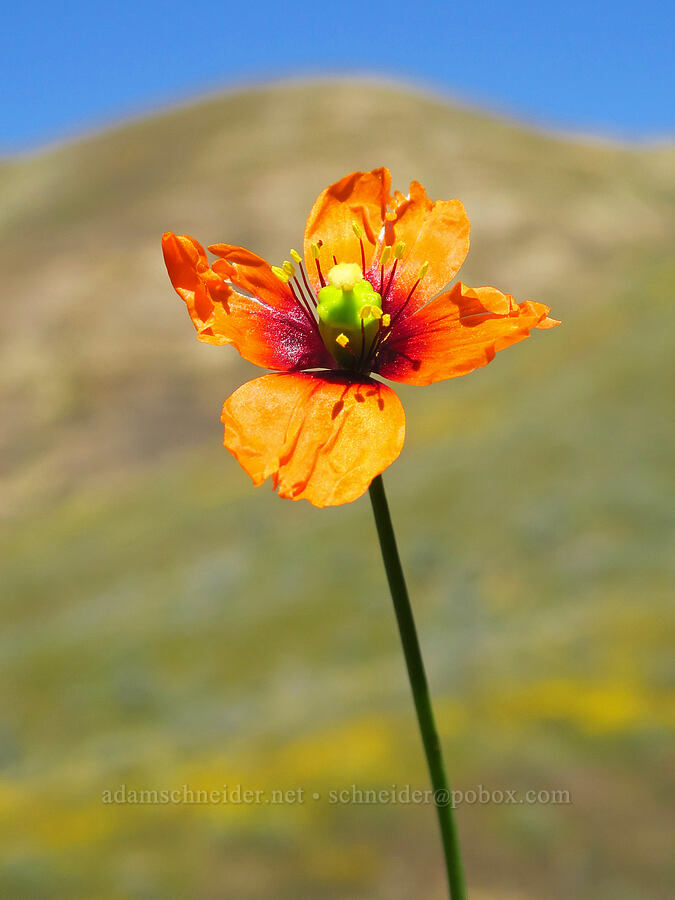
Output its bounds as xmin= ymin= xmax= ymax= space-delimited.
xmin=383 ymin=181 xmax=470 ymax=318
xmin=377 ymin=282 xmax=560 ymax=386
xmin=162 ymin=233 xmax=331 ymax=371
xmin=303 ymin=168 xmax=392 ymax=295
xmin=208 ymin=243 xmax=297 ymax=313
xmin=221 ymin=372 xmax=406 ymax=507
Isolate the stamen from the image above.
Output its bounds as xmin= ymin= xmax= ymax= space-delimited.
xmin=381 ymin=244 xmax=413 ymax=303
xmin=358 ymin=318 xmax=368 ymax=370
xmin=288 ymin=279 xmax=320 ymax=334
xmin=353 ymin=220 xmax=366 ymax=272
xmin=311 ymin=242 xmax=326 ymax=287
xmin=291 ymin=279 xmax=314 ymax=318
xmin=365 ymin=315 xmax=389 ymax=368
xmin=388 ymin=260 xmax=430 ymax=327
xmin=274 ymin=258 xmax=319 ymax=329
xmin=297 ymin=260 xmax=318 ymax=308
xmin=271 ymin=265 xmax=290 ymax=284
xmin=274 ymin=254 xmax=319 ymax=331
xmin=379 ymin=245 xmax=391 ymax=292
xmin=365 ymin=259 xmax=429 ymax=370
xmin=360 ymin=304 xmax=383 ymax=320
xmin=286 ymin=248 xmax=318 ymax=308
xmin=382 ymin=258 xmax=399 ymax=301
xmin=336 ymin=333 xmax=349 ymax=348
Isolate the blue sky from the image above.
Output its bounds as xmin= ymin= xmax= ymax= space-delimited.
xmin=2 ymin=0 xmax=673 ymax=153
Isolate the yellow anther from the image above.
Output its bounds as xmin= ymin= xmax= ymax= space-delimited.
xmin=380 ymin=246 xmax=391 ymax=265
xmin=352 ymin=220 xmax=363 ymax=239
xmin=311 ymin=242 xmax=321 ymax=259
xmin=272 ymin=266 xmax=290 ymax=284
xmin=336 ymin=333 xmax=349 ymax=348
xmin=360 ymin=304 xmax=382 ymax=320
xmin=418 ymin=260 xmax=429 ymax=279
xmin=326 ymin=262 xmax=363 ymax=292
xmin=282 ymin=259 xmax=295 ymax=277
xmin=271 ymin=265 xmax=290 ymax=284
xmin=394 ymin=241 xmax=406 ymax=259
xmin=290 ymin=248 xmax=302 ymax=264
xmin=382 ymin=313 xmax=391 ymax=327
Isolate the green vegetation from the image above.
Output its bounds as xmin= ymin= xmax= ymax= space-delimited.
xmin=1 ymin=80 xmax=673 ymax=898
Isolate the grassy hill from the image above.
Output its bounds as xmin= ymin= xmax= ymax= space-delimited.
xmin=1 ymin=79 xmax=673 ymax=899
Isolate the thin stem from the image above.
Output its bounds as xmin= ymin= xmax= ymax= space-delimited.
xmin=382 ymin=257 xmax=399 ymax=302
xmin=288 ymin=280 xmax=321 ymax=339
xmin=368 ymin=474 xmax=468 ymax=900
xmin=315 ymin=257 xmax=326 ymax=287
xmin=388 ymin=276 xmax=421 ymax=330
xmin=298 ymin=261 xmax=317 ymax=307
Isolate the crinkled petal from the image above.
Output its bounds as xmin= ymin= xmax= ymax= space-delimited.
xmin=303 ymin=168 xmax=392 ymax=296
xmin=162 ymin=233 xmax=331 ymax=371
xmin=382 ymin=181 xmax=470 ymax=319
xmin=221 ymin=372 xmax=406 ymax=507
xmin=208 ymin=243 xmax=298 ymax=313
xmin=376 ymin=282 xmax=560 ymax=386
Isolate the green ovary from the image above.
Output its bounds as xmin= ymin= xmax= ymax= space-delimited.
xmin=317 ymin=264 xmax=382 ymax=370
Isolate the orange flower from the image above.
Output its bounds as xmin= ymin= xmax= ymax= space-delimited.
xmin=162 ymin=168 xmax=559 ymax=507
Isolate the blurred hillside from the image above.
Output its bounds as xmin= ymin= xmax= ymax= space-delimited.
xmin=1 ymin=80 xmax=674 ymax=899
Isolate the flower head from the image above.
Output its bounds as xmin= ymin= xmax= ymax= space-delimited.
xmin=162 ymin=168 xmax=559 ymax=507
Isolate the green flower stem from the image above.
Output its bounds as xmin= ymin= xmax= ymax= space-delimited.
xmin=368 ymin=474 xmax=468 ymax=900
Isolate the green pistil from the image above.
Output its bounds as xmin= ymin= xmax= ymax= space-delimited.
xmin=317 ymin=264 xmax=382 ymax=370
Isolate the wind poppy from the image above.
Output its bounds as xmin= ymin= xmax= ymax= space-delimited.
xmin=162 ymin=168 xmax=559 ymax=507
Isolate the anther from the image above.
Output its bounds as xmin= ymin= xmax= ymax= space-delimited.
xmin=418 ymin=260 xmax=429 ymax=279
xmin=282 ymin=260 xmax=295 ymax=277
xmin=353 ymin=220 xmax=366 ymax=270
xmin=380 ymin=246 xmax=391 ymax=265
xmin=360 ymin=304 xmax=382 ymax=320
xmin=382 ymin=313 xmax=391 ymax=327
xmin=336 ymin=334 xmax=349 ymax=348
xmin=311 ymin=242 xmax=326 ymax=287
xmin=271 ymin=265 xmax=290 ymax=283
xmin=394 ymin=241 xmax=406 ymax=260
xmin=290 ymin=249 xmax=303 ymax=264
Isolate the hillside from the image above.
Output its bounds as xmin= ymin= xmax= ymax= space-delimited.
xmin=1 ymin=80 xmax=674 ymax=899
xmin=1 ymin=79 xmax=673 ymax=516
